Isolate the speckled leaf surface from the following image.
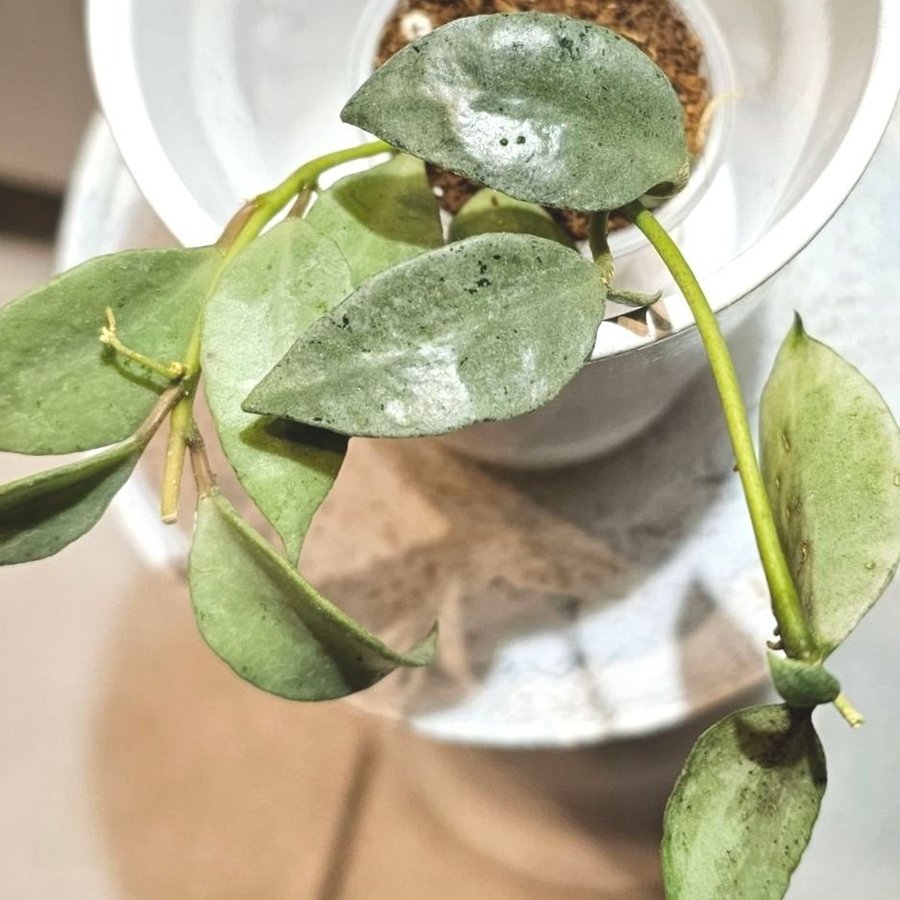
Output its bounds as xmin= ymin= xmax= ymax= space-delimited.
xmin=761 ymin=318 xmax=900 ymax=656
xmin=189 ymin=492 xmax=437 ymax=701
xmin=305 ymin=153 xmax=444 ymax=284
xmin=244 ymin=233 xmax=605 ymax=438
xmin=663 ymin=704 xmax=826 ymax=900
xmin=448 ymin=188 xmax=575 ymax=247
xmin=203 ymin=220 xmax=353 ymax=561
xmin=0 ymin=247 xmax=219 ymax=454
xmin=343 ymin=13 xmax=688 ymax=211
xmin=0 ymin=439 xmax=140 ymax=564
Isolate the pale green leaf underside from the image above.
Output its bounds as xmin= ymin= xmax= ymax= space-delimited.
xmin=0 ymin=439 xmax=140 ymax=564
xmin=244 ymin=233 xmax=606 ymax=438
xmin=449 ymin=188 xmax=575 ymax=248
xmin=189 ymin=492 xmax=437 ymax=701
xmin=761 ymin=318 xmax=900 ymax=656
xmin=663 ymin=704 xmax=826 ymax=900
xmin=306 ymin=153 xmax=444 ymax=285
xmin=0 ymin=246 xmax=219 ymax=454
xmin=343 ymin=13 xmax=688 ymax=211
xmin=203 ymin=220 xmax=353 ymax=561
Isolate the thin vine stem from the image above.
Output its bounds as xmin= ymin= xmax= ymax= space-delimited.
xmin=158 ymin=139 xmax=394 ymax=522
xmin=621 ymin=201 xmax=815 ymax=662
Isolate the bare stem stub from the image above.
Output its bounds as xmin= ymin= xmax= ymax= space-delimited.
xmin=100 ymin=307 xmax=186 ymax=381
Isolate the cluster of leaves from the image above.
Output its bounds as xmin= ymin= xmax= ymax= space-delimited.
xmin=1 ymin=12 xmax=898 ymax=898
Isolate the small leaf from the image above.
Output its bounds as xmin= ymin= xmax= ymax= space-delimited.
xmin=0 ymin=439 xmax=140 ymax=564
xmin=663 ymin=704 xmax=826 ymax=900
xmin=306 ymin=153 xmax=444 ymax=284
xmin=244 ymin=233 xmax=605 ymax=438
xmin=608 ymin=287 xmax=663 ymax=308
xmin=343 ymin=13 xmax=688 ymax=211
xmin=203 ymin=220 xmax=353 ymax=561
xmin=189 ymin=492 xmax=437 ymax=700
xmin=768 ymin=654 xmax=841 ymax=708
xmin=761 ymin=316 xmax=900 ymax=655
xmin=0 ymin=246 xmax=219 ymax=454
xmin=449 ymin=188 xmax=575 ymax=247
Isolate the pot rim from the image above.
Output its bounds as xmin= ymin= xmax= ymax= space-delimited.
xmin=87 ymin=0 xmax=900 ymax=362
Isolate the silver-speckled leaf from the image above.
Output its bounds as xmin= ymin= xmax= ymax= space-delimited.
xmin=343 ymin=13 xmax=688 ymax=211
xmin=305 ymin=153 xmax=444 ymax=284
xmin=244 ymin=233 xmax=605 ymax=438
xmin=0 ymin=247 xmax=219 ymax=454
xmin=203 ymin=220 xmax=353 ymax=562
xmin=761 ymin=317 xmax=900 ymax=656
xmin=0 ymin=439 xmax=140 ymax=564
xmin=189 ymin=492 xmax=437 ymax=701
xmin=663 ymin=704 xmax=826 ymax=900
xmin=449 ymin=188 xmax=575 ymax=247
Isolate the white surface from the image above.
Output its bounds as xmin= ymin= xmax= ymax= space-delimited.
xmin=83 ymin=0 xmax=900 ymax=468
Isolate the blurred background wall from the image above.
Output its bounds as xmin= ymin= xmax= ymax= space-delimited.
xmin=0 ymin=0 xmax=93 ymax=198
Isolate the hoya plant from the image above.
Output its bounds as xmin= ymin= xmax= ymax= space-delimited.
xmin=1 ymin=13 xmax=898 ymax=897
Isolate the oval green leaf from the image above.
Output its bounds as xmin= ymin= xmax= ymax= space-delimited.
xmin=203 ymin=157 xmax=444 ymax=561
xmin=243 ymin=233 xmax=605 ymax=438
xmin=0 ymin=439 xmax=140 ymax=564
xmin=663 ymin=704 xmax=827 ymax=900
xmin=768 ymin=654 xmax=841 ymax=708
xmin=189 ymin=492 xmax=437 ymax=700
xmin=203 ymin=220 xmax=354 ymax=562
xmin=761 ymin=316 xmax=900 ymax=656
xmin=449 ymin=188 xmax=575 ymax=247
xmin=342 ymin=13 xmax=688 ymax=211
xmin=0 ymin=246 xmax=219 ymax=454
xmin=306 ymin=153 xmax=444 ymax=284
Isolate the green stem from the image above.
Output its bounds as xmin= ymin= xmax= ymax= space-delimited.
xmin=622 ymin=201 xmax=815 ymax=662
xmin=158 ymin=139 xmax=393 ymax=522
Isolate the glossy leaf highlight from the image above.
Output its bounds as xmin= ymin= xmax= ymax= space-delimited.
xmin=0 ymin=439 xmax=140 ymax=564
xmin=343 ymin=13 xmax=688 ymax=211
xmin=663 ymin=704 xmax=826 ymax=900
xmin=189 ymin=492 xmax=437 ymax=700
xmin=761 ymin=317 xmax=900 ymax=656
xmin=0 ymin=247 xmax=218 ymax=454
xmin=244 ymin=233 xmax=605 ymax=438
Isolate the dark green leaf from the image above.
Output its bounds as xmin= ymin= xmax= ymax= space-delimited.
xmin=343 ymin=13 xmax=688 ymax=211
xmin=203 ymin=220 xmax=353 ymax=561
xmin=663 ymin=704 xmax=826 ymax=900
xmin=189 ymin=492 xmax=437 ymax=700
xmin=449 ymin=188 xmax=575 ymax=247
xmin=0 ymin=439 xmax=141 ymax=564
xmin=0 ymin=247 xmax=219 ymax=454
xmin=244 ymin=233 xmax=605 ymax=438
xmin=768 ymin=654 xmax=841 ymax=708
xmin=761 ymin=316 xmax=900 ymax=655
xmin=306 ymin=153 xmax=444 ymax=284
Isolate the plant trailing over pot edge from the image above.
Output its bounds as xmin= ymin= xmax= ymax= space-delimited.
xmin=1 ymin=13 xmax=898 ymax=898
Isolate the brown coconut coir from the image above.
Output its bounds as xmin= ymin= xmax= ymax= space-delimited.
xmin=376 ymin=0 xmax=709 ymax=238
